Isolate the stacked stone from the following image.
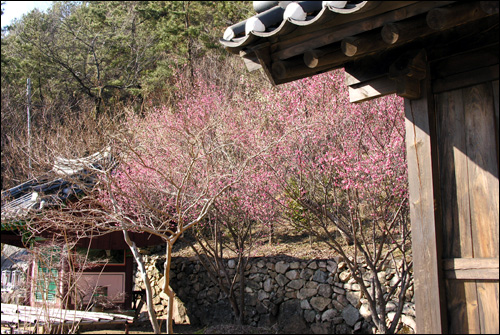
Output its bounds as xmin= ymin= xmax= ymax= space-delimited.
xmin=134 ymin=255 xmax=415 ymax=334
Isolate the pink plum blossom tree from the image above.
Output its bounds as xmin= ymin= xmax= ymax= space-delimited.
xmin=260 ymin=69 xmax=411 ymax=334
xmin=99 ymin=62 xmax=290 ymax=333
xmin=188 ymin=156 xmax=280 ymax=325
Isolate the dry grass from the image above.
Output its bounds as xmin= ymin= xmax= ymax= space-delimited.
xmin=170 ymin=219 xmax=342 ymax=261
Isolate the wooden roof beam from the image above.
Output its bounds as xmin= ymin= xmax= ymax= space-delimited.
xmin=251 ymin=42 xmax=277 ymax=86
xmin=389 ymin=49 xmax=427 ymax=99
xmin=341 ymin=30 xmax=387 ymax=57
xmin=345 ymin=48 xmax=427 ymax=102
xmin=247 ymin=1 xmax=498 ymax=89
xmin=348 ymin=76 xmax=396 ymax=103
xmin=345 ymin=52 xmax=398 ymax=103
xmin=239 ymin=50 xmax=262 ymax=72
xmin=341 ymin=0 xmax=498 ymax=59
xmin=271 ymin=1 xmax=455 ymax=61
xmin=381 ymin=15 xmax=435 ymax=45
xmin=426 ymin=1 xmax=498 ymax=31
xmin=303 ymin=44 xmax=350 ymax=69
xmin=271 ymin=57 xmax=336 ymax=81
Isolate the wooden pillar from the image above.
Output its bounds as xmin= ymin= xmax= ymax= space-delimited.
xmin=404 ymin=67 xmax=447 ymax=333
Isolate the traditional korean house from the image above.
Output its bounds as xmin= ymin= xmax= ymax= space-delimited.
xmin=220 ymin=1 xmax=498 ymax=333
xmin=1 ymin=245 xmax=28 ymax=298
xmin=1 ymin=150 xmax=164 ymax=311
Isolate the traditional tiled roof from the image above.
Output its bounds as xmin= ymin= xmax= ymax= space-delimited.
xmin=219 ymin=1 xmax=498 ymax=90
xmin=1 ymin=149 xmax=112 ymax=223
xmin=221 ymin=1 xmax=381 ymax=49
xmin=1 ymin=149 xmax=167 ymax=249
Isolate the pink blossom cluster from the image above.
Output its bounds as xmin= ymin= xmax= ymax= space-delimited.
xmin=100 ymin=66 xmax=407 ymax=243
xmin=258 ymin=70 xmax=407 ymax=229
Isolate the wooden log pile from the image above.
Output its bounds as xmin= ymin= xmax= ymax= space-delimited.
xmin=1 ymin=303 xmax=134 ymax=333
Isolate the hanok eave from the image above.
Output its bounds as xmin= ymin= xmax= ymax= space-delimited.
xmin=221 ymin=1 xmax=499 ymax=334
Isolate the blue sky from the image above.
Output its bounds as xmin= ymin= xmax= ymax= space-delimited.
xmin=1 ymin=1 xmax=53 ymax=29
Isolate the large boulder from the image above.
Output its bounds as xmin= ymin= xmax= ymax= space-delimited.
xmin=310 ymin=297 xmax=331 ymax=312
xmin=278 ymin=299 xmax=310 ymax=334
xmin=172 ymin=296 xmax=190 ymax=324
xmin=312 ymin=270 xmax=329 ymax=283
xmin=275 ymin=261 xmax=290 ymax=274
xmin=342 ymin=304 xmax=360 ymax=326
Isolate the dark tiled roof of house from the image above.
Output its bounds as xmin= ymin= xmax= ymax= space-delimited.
xmin=1 ymin=149 xmax=167 ymax=249
xmin=1 ymin=149 xmax=112 ymax=222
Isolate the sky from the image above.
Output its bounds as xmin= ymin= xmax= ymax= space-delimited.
xmin=1 ymin=1 xmax=53 ymax=29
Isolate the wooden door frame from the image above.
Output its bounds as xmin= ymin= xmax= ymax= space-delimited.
xmin=404 ymin=66 xmax=448 ymax=333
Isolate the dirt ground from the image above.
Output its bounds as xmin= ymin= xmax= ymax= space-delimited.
xmin=170 ymin=219 xmax=340 ymax=260
xmin=78 ymin=322 xmax=203 ymax=334
xmin=78 ymin=322 xmax=275 ymax=334
xmin=1 ymin=322 xmax=273 ymax=334
xmin=2 ymin=322 xmax=207 ymax=334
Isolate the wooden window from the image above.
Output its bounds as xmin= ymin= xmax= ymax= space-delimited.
xmin=34 ymin=246 xmax=60 ymax=302
xmin=35 ymin=265 xmax=58 ymax=302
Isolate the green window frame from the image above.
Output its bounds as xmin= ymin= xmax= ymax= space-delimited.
xmin=35 ymin=266 xmax=58 ymax=301
xmin=34 ymin=247 xmax=60 ymax=302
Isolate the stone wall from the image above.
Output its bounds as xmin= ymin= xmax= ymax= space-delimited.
xmin=134 ymin=254 xmax=416 ymax=334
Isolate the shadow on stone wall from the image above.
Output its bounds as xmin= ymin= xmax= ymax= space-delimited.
xmin=135 ymin=254 xmax=416 ymax=334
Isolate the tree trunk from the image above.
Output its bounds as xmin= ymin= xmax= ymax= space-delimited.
xmin=122 ymin=229 xmax=161 ymax=334
xmin=238 ymin=257 xmax=245 ymax=325
xmin=268 ymin=222 xmax=274 ymax=245
xmin=163 ymin=240 xmax=175 ymax=334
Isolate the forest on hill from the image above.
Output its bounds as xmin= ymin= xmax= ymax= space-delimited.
xmin=1 ymin=1 xmax=253 ymax=189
